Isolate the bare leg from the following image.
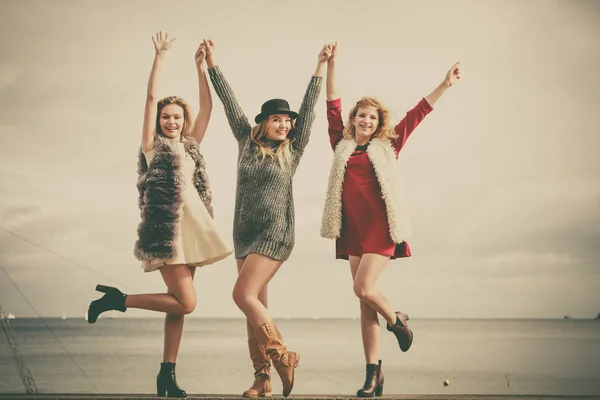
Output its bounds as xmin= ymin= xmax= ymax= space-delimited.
xmin=349 ymin=256 xmax=380 ymax=365
xmin=232 ymin=253 xmax=282 ymax=328
xmin=353 ymin=253 xmax=397 ymax=326
xmin=162 ymin=266 xmax=197 ymax=362
xmin=124 ymin=264 xmax=197 ymax=315
xmin=237 ymin=257 xmax=268 ymax=339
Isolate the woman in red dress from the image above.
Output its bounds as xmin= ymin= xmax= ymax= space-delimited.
xmin=320 ymin=42 xmax=461 ymax=397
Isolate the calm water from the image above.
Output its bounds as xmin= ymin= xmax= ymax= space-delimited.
xmin=1 ymin=318 xmax=599 ymax=396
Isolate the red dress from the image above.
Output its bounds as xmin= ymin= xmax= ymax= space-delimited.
xmin=326 ymin=98 xmax=433 ymax=260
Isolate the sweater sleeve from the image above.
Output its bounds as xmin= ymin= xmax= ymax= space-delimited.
xmin=392 ymin=97 xmax=433 ymax=154
xmin=290 ymin=75 xmax=323 ymax=159
xmin=326 ymin=98 xmax=344 ymax=150
xmin=208 ymin=65 xmax=252 ymax=143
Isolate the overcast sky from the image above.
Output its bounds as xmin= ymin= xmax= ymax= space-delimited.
xmin=0 ymin=0 xmax=599 ymax=319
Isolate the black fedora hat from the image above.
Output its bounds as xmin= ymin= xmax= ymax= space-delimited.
xmin=254 ymin=98 xmax=298 ymax=124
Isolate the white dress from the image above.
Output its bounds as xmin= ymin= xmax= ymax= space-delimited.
xmin=141 ymin=141 xmax=232 ymax=272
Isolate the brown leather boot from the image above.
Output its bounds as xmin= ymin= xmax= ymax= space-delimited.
xmin=357 ymin=360 xmax=384 ymax=397
xmin=254 ymin=323 xmax=299 ymax=397
xmin=242 ymin=338 xmax=272 ymax=398
xmin=386 ymin=311 xmax=413 ymax=352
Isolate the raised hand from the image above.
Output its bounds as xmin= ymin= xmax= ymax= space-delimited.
xmin=202 ymin=39 xmax=215 ymax=59
xmin=195 ymin=41 xmax=206 ymax=68
xmin=425 ymin=62 xmax=461 ymax=106
xmin=202 ymin=39 xmax=216 ymax=68
xmin=330 ymin=41 xmax=338 ymax=60
xmin=326 ymin=43 xmax=338 ymax=100
xmin=152 ymin=31 xmax=176 ymax=56
xmin=444 ymin=62 xmax=461 ymax=87
xmin=318 ymin=44 xmax=333 ymax=64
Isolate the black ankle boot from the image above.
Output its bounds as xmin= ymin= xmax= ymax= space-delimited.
xmin=357 ymin=359 xmax=384 ymax=397
xmin=157 ymin=362 xmax=187 ymax=398
xmin=87 ymin=285 xmax=127 ymax=324
xmin=386 ymin=311 xmax=413 ymax=352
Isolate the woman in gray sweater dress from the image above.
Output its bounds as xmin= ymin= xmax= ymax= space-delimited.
xmin=205 ymin=39 xmax=330 ymax=397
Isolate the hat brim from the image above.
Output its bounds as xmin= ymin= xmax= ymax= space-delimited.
xmin=254 ymin=110 xmax=299 ymax=124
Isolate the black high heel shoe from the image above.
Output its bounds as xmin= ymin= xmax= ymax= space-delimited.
xmin=87 ymin=285 xmax=127 ymax=324
xmin=387 ymin=311 xmax=413 ymax=352
xmin=357 ymin=359 xmax=384 ymax=397
xmin=157 ymin=362 xmax=187 ymax=398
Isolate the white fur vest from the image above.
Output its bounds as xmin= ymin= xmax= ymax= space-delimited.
xmin=320 ymin=137 xmax=412 ymax=244
xmin=134 ymin=136 xmax=213 ymax=261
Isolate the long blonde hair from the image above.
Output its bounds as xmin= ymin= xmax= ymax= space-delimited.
xmin=156 ymin=96 xmax=194 ymax=139
xmin=343 ymin=97 xmax=396 ymax=141
xmin=250 ymin=119 xmax=295 ymax=166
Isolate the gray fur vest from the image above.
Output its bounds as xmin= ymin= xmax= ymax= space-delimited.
xmin=320 ymin=137 xmax=412 ymax=244
xmin=134 ymin=136 xmax=213 ymax=261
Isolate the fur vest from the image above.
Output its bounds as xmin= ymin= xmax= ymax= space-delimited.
xmin=320 ymin=137 xmax=412 ymax=244
xmin=134 ymin=136 xmax=213 ymax=261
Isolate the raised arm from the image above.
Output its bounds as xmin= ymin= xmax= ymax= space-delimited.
xmin=203 ymin=39 xmax=251 ymax=142
xmin=189 ymin=42 xmax=212 ymax=145
xmin=425 ymin=62 xmax=460 ymax=106
xmin=325 ymin=42 xmax=344 ymax=149
xmin=393 ymin=62 xmax=461 ymax=153
xmin=290 ymin=44 xmax=330 ymax=155
xmin=142 ymin=31 xmax=175 ymax=153
xmin=326 ymin=42 xmax=339 ymax=101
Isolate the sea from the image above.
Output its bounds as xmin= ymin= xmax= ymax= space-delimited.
xmin=1 ymin=318 xmax=599 ymax=396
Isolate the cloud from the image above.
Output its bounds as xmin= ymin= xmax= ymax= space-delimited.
xmin=0 ymin=64 xmax=19 ymax=92
xmin=0 ymin=204 xmax=40 ymax=225
xmin=449 ymin=179 xmax=600 ymax=254
xmin=0 ymin=66 xmax=140 ymax=125
xmin=1 ymin=0 xmax=600 ymax=319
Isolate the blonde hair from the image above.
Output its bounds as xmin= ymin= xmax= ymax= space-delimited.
xmin=156 ymin=96 xmax=194 ymax=138
xmin=343 ymin=96 xmax=396 ymax=141
xmin=250 ymin=118 xmax=295 ymax=166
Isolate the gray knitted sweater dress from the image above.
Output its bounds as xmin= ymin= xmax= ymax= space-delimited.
xmin=208 ymin=65 xmax=323 ymax=261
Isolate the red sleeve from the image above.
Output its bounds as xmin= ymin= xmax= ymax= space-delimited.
xmin=327 ymin=98 xmax=344 ymax=150
xmin=392 ymin=97 xmax=433 ymax=154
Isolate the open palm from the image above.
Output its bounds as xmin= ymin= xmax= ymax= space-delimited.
xmin=152 ymin=31 xmax=176 ymax=55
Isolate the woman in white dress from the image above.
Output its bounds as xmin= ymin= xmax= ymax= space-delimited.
xmin=86 ymin=31 xmax=232 ymax=398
